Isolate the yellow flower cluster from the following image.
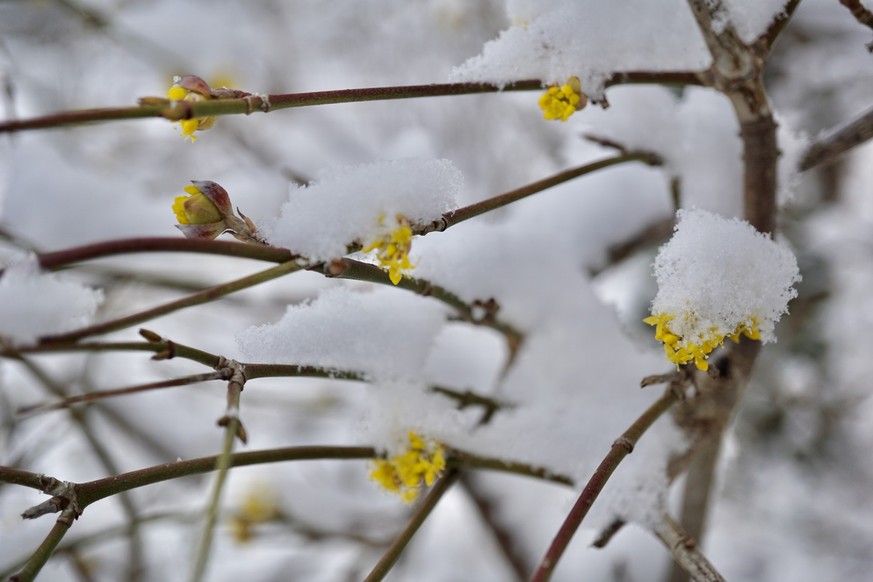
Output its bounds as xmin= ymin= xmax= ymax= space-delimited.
xmin=644 ymin=312 xmax=761 ymax=372
xmin=228 ymin=485 xmax=282 ymax=544
xmin=370 ymin=431 xmax=446 ymax=503
xmin=362 ymin=214 xmax=415 ymax=285
xmin=538 ymin=76 xmax=586 ymax=122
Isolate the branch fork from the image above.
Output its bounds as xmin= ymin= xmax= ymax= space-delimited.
xmin=20 ymin=476 xmax=81 ymax=521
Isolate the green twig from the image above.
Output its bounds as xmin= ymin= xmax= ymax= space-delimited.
xmin=40 ymin=260 xmax=304 ymax=343
xmin=189 ymin=375 xmax=244 ymax=582
xmin=9 ymin=511 xmax=76 ymax=582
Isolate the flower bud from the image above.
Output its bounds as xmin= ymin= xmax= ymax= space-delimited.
xmin=171 ymin=180 xmax=263 ymax=243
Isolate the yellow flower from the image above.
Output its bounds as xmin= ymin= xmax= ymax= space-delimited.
xmin=362 ymin=214 xmax=415 ymax=285
xmin=538 ymin=76 xmax=586 ymax=122
xmin=228 ymin=484 xmax=282 ymax=544
xmin=369 ymin=431 xmax=446 ymax=503
xmin=644 ymin=313 xmax=762 ymax=372
xmin=166 ymin=75 xmax=217 ymax=142
xmin=173 ymin=184 xmax=223 ymax=225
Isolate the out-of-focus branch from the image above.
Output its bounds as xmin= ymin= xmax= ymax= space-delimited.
xmin=40 ymin=260 xmax=305 ymax=343
xmin=460 ymin=474 xmax=528 ymax=581
xmin=838 ymin=0 xmax=873 ymax=50
xmin=9 ymin=353 xmax=145 ymax=582
xmin=654 ymin=515 xmax=726 ymax=582
xmin=800 ymin=104 xmax=873 ymax=171
xmin=17 ymin=372 xmax=225 ymax=415
xmin=758 ymin=0 xmax=802 ymax=50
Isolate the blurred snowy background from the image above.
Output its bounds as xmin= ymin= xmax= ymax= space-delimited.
xmin=1 ymin=1 xmax=873 ymax=580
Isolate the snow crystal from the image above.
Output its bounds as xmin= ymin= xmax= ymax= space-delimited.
xmin=450 ymin=1 xmax=711 ymax=95
xmin=651 ymin=209 xmax=800 ymax=344
xmin=0 ymin=256 xmax=103 ymax=346
xmin=236 ymin=286 xmax=446 ymax=380
xmin=264 ymin=159 xmax=462 ymax=260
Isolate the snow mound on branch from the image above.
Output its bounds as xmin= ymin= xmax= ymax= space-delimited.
xmin=264 ymin=159 xmax=462 ymax=260
xmin=450 ymin=1 xmax=711 ymax=95
xmin=651 ymin=208 xmax=800 ymax=344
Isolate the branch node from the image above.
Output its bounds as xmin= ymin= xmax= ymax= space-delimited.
xmin=21 ymin=477 xmax=81 ymax=520
xmin=612 ymin=436 xmax=635 ymax=454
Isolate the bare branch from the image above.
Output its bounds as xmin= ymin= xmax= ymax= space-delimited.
xmin=529 ymin=387 xmax=680 ymax=581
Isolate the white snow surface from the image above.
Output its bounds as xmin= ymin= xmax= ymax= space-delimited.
xmin=237 ymin=286 xmax=447 ymax=381
xmin=0 ymin=256 xmax=103 ymax=346
xmin=451 ymin=0 xmax=711 ymax=94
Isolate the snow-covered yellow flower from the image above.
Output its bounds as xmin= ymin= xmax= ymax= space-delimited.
xmin=644 ymin=312 xmax=762 ymax=372
xmin=538 ymin=76 xmax=586 ymax=122
xmin=645 ymin=208 xmax=801 ymax=372
xmin=166 ymin=75 xmax=217 ymax=142
xmin=363 ymin=214 xmax=415 ymax=285
xmin=370 ymin=431 xmax=446 ymax=503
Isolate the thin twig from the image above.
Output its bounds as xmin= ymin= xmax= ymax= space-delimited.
xmin=324 ymin=258 xmax=524 ymax=353
xmin=0 ymin=73 xmax=703 ymax=135
xmin=75 ymin=446 xmax=377 ymax=507
xmin=189 ymin=372 xmax=244 ymax=582
xmin=838 ymin=0 xmax=873 ymax=50
xmin=529 ymin=388 xmax=679 ymax=582
xmin=40 ymin=260 xmax=305 ymax=343
xmin=757 ymin=0 xmax=802 ymax=51
xmin=9 ymin=510 xmax=76 ymax=582
xmin=10 ymin=353 xmax=145 ymax=581
xmin=435 ymin=152 xmax=662 ymax=229
xmin=16 ymin=372 xmax=225 ymax=415
xmin=654 ymin=515 xmax=726 ymax=582
xmin=799 ymin=104 xmax=873 ymax=171
xmin=459 ymin=474 xmax=528 ymax=581
xmin=449 ymin=451 xmax=573 ymax=486
xmin=364 ymin=469 xmax=460 ymax=582
xmin=31 ymin=238 xmax=294 ymax=274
